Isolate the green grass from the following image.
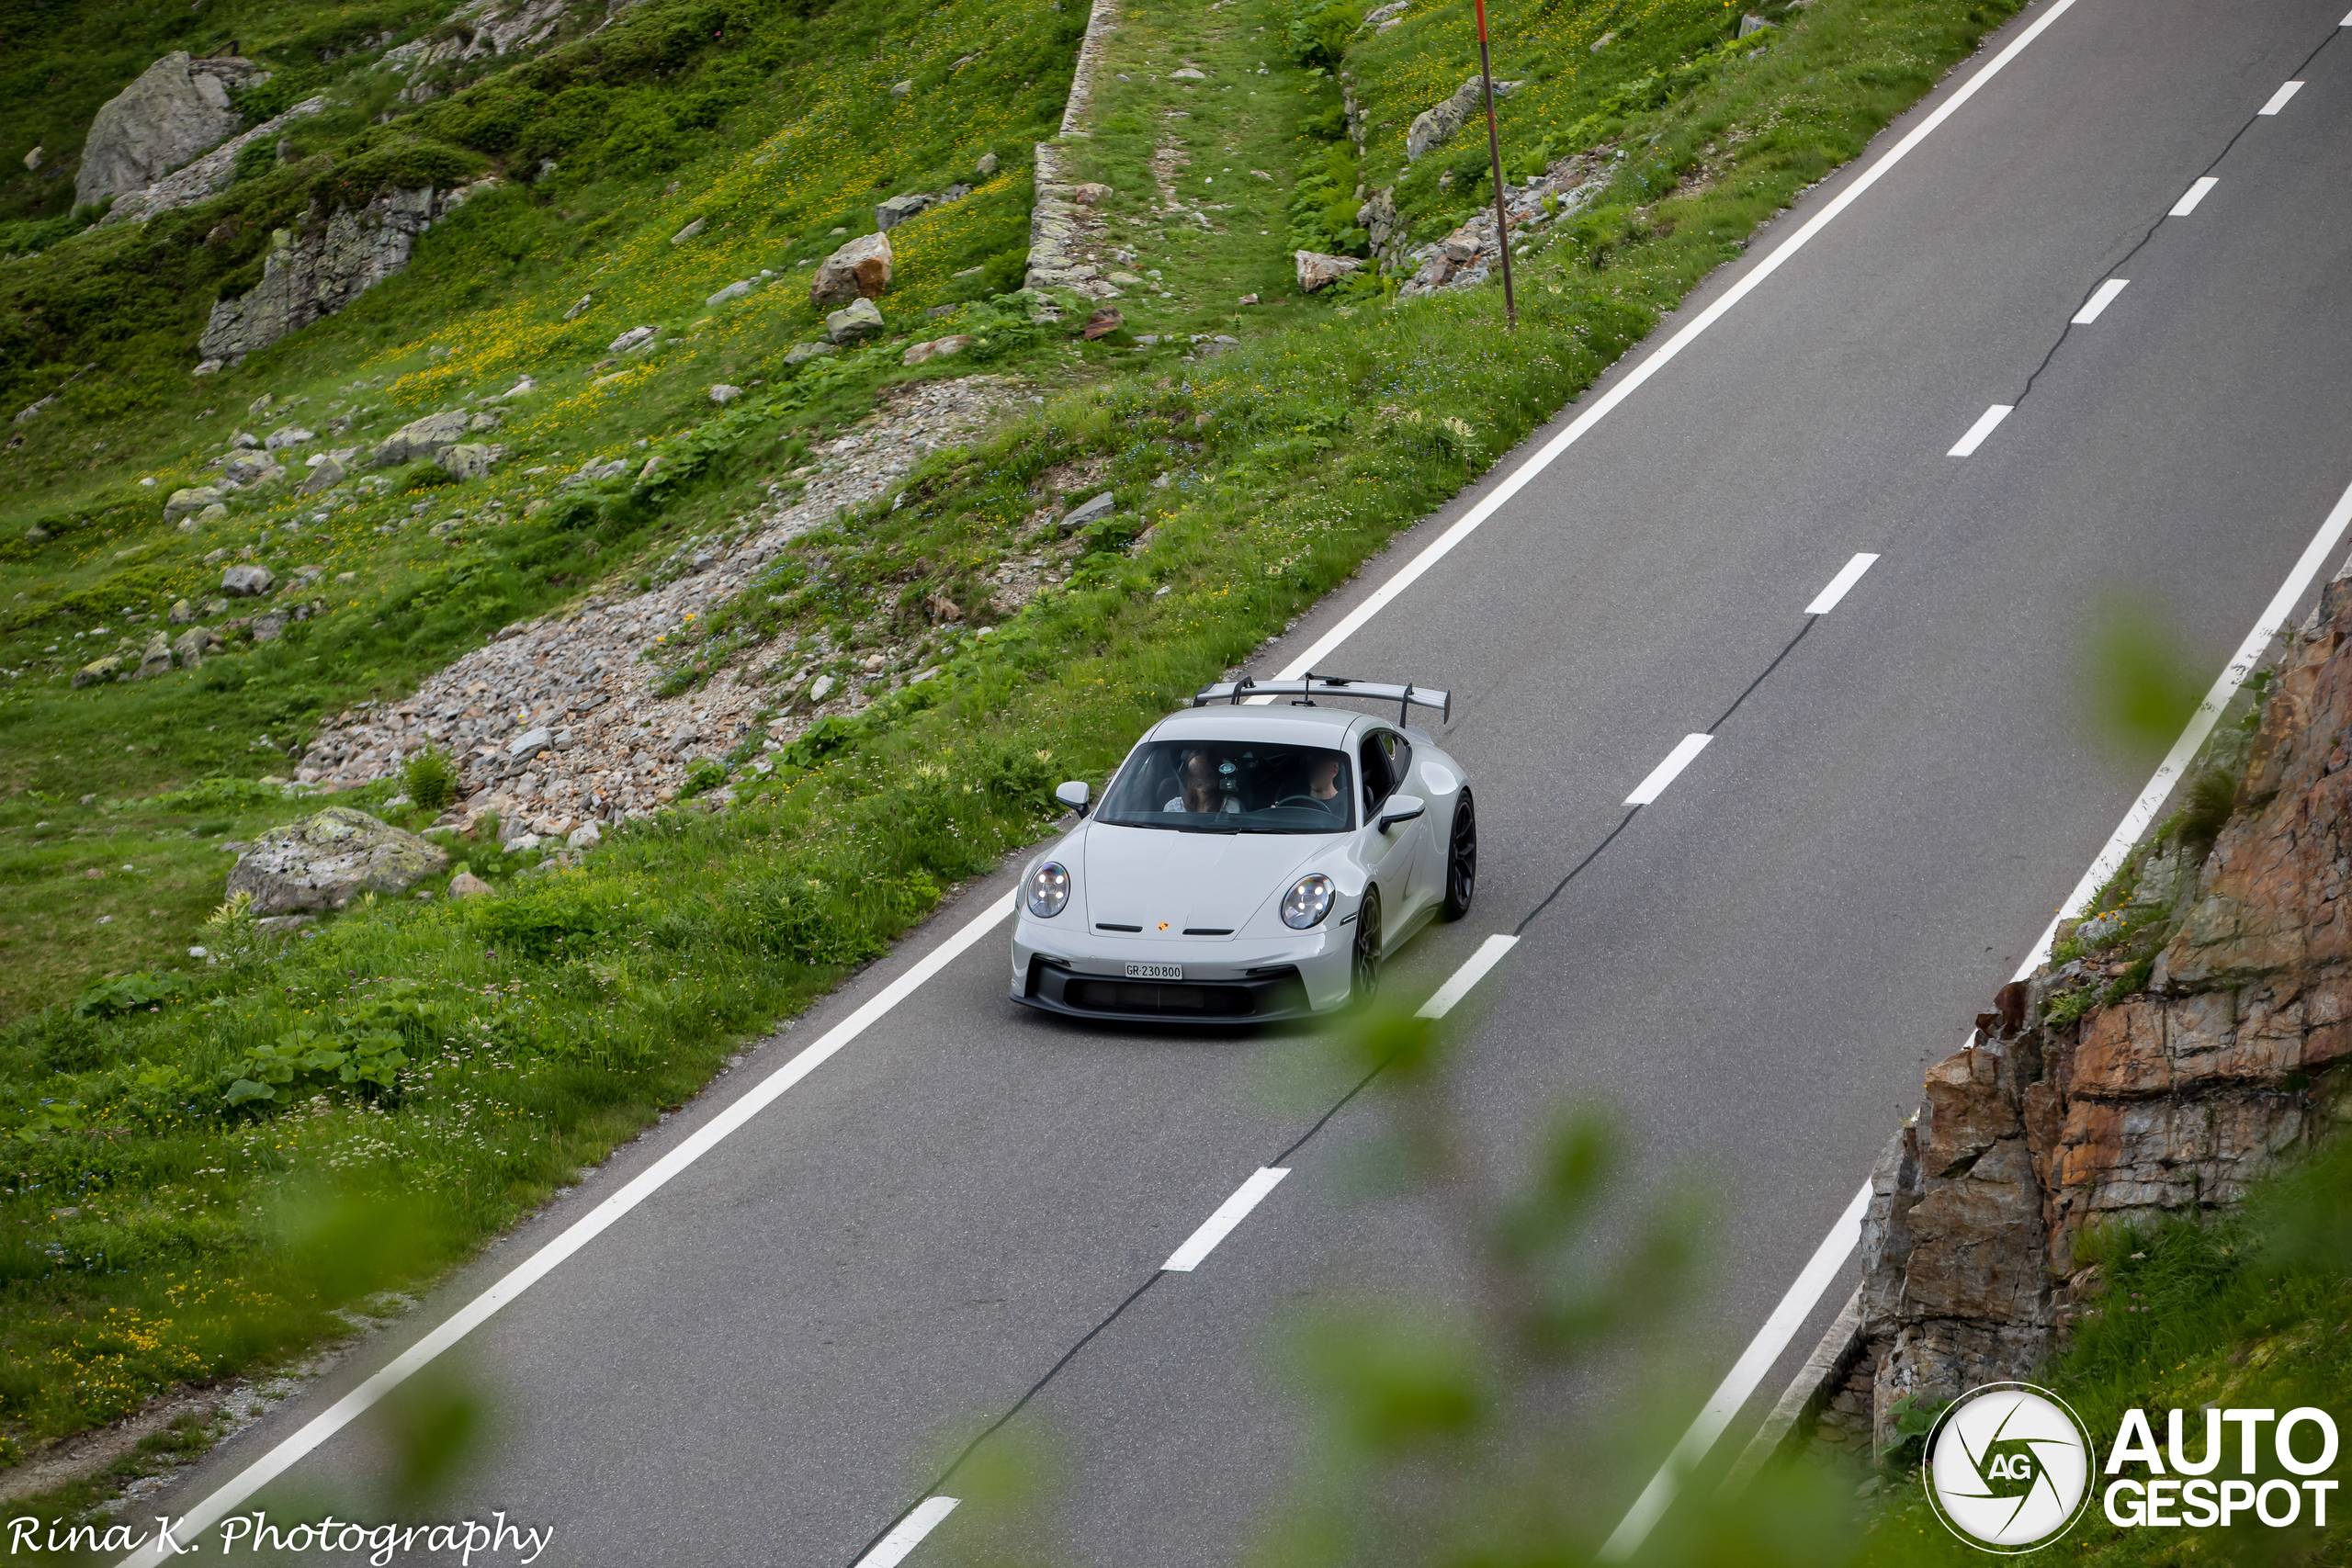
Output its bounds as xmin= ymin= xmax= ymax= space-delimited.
xmin=1 ymin=0 xmax=2047 ymax=1507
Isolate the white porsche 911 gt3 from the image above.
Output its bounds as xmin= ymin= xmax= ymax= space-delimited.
xmin=1010 ymin=675 xmax=1476 ymax=1022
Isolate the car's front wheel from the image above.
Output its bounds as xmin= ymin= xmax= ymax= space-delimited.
xmin=1351 ymin=885 xmax=1383 ymax=1007
xmin=1442 ymin=787 xmax=1476 ymax=921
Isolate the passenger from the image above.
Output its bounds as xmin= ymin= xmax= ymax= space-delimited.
xmin=1165 ymin=750 xmax=1237 ymax=813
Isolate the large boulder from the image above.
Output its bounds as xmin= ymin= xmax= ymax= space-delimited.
xmin=875 ymin=192 xmax=935 ymax=231
xmin=1295 ymin=250 xmax=1363 ymax=293
xmin=164 ymin=485 xmax=223 ymax=522
xmin=298 ymin=456 xmax=345 ymax=495
xmin=226 ymin=807 xmax=451 ymax=915
xmin=825 ymin=298 xmax=886 ymax=344
xmin=370 ymin=409 xmax=471 ymax=467
xmin=76 ymin=52 xmax=266 ymax=208
xmin=221 ymin=564 xmax=276 ymax=597
xmin=809 ymin=231 xmax=893 ymax=308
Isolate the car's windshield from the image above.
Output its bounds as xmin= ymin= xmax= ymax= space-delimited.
xmin=1095 ymin=739 xmax=1355 ymax=833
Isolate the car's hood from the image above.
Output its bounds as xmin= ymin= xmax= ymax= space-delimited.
xmin=1080 ymin=822 xmax=1328 ymax=934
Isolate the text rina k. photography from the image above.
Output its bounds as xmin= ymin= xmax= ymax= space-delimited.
xmin=5 ymin=1511 xmax=553 ymax=1564
xmin=1922 ymin=1382 xmax=2342 ymax=1554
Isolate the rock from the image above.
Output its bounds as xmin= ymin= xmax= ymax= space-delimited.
xmin=1407 ymin=74 xmax=1521 ymax=162
xmin=1737 ymin=12 xmax=1773 ymax=35
xmin=221 ymin=564 xmax=276 ymax=597
xmin=447 ymin=870 xmax=494 ymax=898
xmin=131 ymin=635 xmax=173 ymax=680
xmin=809 ymin=231 xmax=893 ymax=308
xmin=252 ymin=611 xmax=288 ymax=642
xmin=226 ymin=807 xmax=451 ymax=915
xmin=230 ymin=430 xmax=261 ymax=450
xmin=670 ymin=217 xmax=706 ymax=244
xmin=468 ymin=410 xmax=503 ymax=433
xmin=170 ymin=626 xmax=209 ymax=669
xmin=1170 ymin=66 xmax=1205 ymax=79
xmin=221 ymin=452 xmax=279 ymax=485
xmin=900 ymin=335 xmax=973 ymax=366
xmin=826 ymin=298 xmax=886 ymax=344
xmin=705 ymin=279 xmax=751 ymax=306
xmin=1060 ymin=491 xmax=1116 ymax=532
xmin=264 ymin=424 xmax=315 ymax=451
xmin=437 ymin=443 xmax=497 ymax=480
xmin=75 ymin=52 xmax=265 ymax=207
xmin=708 ymin=383 xmax=744 ymax=403
xmin=196 ymin=503 xmax=230 ymax=524
xmin=876 ymin=192 xmax=934 ymax=231
xmin=977 ymin=151 xmax=1000 ymax=176
xmin=565 ymin=293 xmax=595 ymax=320
xmin=196 ymin=183 xmax=482 ymax=363
xmin=73 ymin=656 xmax=123 ymax=688
xmin=1295 ymin=250 xmax=1364 ymax=292
xmin=167 ymin=599 xmax=196 ymax=626
xmin=505 ymin=727 xmax=555 ymax=763
xmin=567 ymin=820 xmax=602 ymax=851
xmin=784 ymin=341 xmax=838 ymax=365
xmin=486 ymin=375 xmax=539 ymax=401
xmin=164 ymin=486 xmax=222 ymax=522
xmin=299 ymin=457 xmax=346 ymax=495
xmin=610 ymin=324 xmax=660 ymax=355
xmin=890 ymin=78 xmax=914 ymax=96
xmin=1081 ymin=307 xmax=1124 ymax=340
xmin=807 ymin=673 xmax=836 ymax=705
xmin=370 ymin=409 xmax=471 ymax=467
xmin=1107 ymin=270 xmax=1146 ymax=287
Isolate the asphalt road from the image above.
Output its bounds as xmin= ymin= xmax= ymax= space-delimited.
xmin=131 ymin=1 xmax=2352 ymax=1562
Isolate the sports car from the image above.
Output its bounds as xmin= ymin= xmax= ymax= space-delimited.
xmin=1010 ymin=675 xmax=1476 ymax=1022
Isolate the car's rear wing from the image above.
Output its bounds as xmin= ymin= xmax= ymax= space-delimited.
xmin=1190 ymin=672 xmax=1451 ymax=725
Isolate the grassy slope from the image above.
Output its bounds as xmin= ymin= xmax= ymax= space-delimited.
xmin=1 ymin=0 xmax=2036 ymax=1510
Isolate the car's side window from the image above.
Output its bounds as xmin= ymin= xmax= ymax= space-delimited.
xmin=1359 ymin=734 xmax=1395 ymax=815
xmin=1380 ymin=730 xmax=1413 ymax=787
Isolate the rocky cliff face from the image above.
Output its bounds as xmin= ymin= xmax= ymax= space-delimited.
xmin=197 ymin=182 xmax=494 ymax=367
xmin=96 ymin=96 xmax=327 ymax=229
xmin=76 ymin=52 xmax=269 ymax=209
xmin=1855 ymin=568 xmax=2352 ymax=1453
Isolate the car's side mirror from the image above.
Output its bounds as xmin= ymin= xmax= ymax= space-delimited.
xmin=1054 ymin=780 xmax=1091 ymax=815
xmin=1377 ymin=795 xmax=1425 ymax=833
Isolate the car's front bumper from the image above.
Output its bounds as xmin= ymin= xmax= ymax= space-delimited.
xmin=1010 ymin=920 xmax=1350 ymax=1022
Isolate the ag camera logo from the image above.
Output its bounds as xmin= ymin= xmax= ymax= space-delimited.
xmin=1922 ymin=1382 xmax=2097 ymax=1553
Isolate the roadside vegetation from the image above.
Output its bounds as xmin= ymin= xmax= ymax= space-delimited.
xmin=3 ymin=0 xmax=2044 ymax=1515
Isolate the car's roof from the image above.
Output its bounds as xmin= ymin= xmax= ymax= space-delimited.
xmin=1147 ymin=704 xmax=1373 ymax=747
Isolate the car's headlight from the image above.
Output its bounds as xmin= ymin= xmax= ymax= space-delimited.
xmin=1282 ymin=873 xmax=1335 ymax=930
xmin=1026 ymin=861 xmax=1071 ymax=918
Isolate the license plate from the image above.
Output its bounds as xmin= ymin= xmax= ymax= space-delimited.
xmin=1125 ymin=962 xmax=1183 ymax=981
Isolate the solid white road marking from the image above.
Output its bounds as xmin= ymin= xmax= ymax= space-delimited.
xmin=1598 ymin=1181 xmax=1872 ymax=1561
xmin=1804 ymin=553 xmax=1881 ymax=615
xmin=1417 ymin=935 xmax=1521 ymax=1019
xmin=1624 ymin=734 xmax=1713 ymax=806
xmin=115 ymin=894 xmax=1021 ymax=1568
xmin=855 ymin=1497 xmax=961 ymax=1568
xmin=1164 ymin=1168 xmax=1291 ymax=1272
xmin=2170 ymin=175 xmax=2218 ymax=216
xmin=2071 ymin=277 xmax=2130 ymax=323
xmin=1607 ymin=466 xmax=2352 ymax=1557
xmin=2258 ymin=80 xmax=2304 ymax=115
xmin=1946 ymin=403 xmax=2014 ymax=457
xmin=1245 ymin=0 xmax=2084 ymax=692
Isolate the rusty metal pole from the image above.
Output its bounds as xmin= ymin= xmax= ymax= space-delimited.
xmin=1475 ymin=0 xmax=1516 ymax=328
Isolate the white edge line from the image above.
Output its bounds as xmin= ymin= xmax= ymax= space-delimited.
xmin=2011 ymin=467 xmax=2352 ymax=981
xmin=2169 ymin=175 xmax=2218 ymax=217
xmin=117 ymin=895 xmax=1020 ymax=1568
xmin=854 ymin=1496 xmax=961 ymax=1568
xmin=1601 ymin=466 xmax=2352 ymax=1561
xmin=1597 ymin=1179 xmax=1872 ymax=1561
xmin=2258 ymin=80 xmax=2304 ymax=115
xmin=1417 ymin=934 xmax=1521 ymax=1018
xmin=1163 ymin=1167 xmax=1290 ymax=1272
xmin=1803 ymin=553 xmax=1881 ymax=615
xmin=1946 ymin=403 xmax=2014 ymax=457
xmin=1255 ymin=0 xmax=2083 ymax=688
xmin=1625 ymin=734 xmax=1712 ymax=806
xmin=2069 ymin=277 xmax=2129 ymax=324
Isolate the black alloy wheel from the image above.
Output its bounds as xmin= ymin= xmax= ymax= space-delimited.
xmin=1351 ymin=885 xmax=1383 ymax=1007
xmin=1442 ymin=787 xmax=1476 ymax=920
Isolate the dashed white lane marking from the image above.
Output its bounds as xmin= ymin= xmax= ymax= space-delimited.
xmin=1624 ymin=734 xmax=1713 ymax=806
xmin=854 ymin=1497 xmax=961 ymax=1568
xmin=1418 ymin=934 xmax=1521 ymax=1018
xmin=2170 ymin=175 xmax=2219 ymax=216
xmin=2259 ymin=79 xmax=2304 ymax=115
xmin=1947 ymin=403 xmax=2014 ymax=457
xmin=1164 ymin=1168 xmax=1291 ymax=1272
xmin=1249 ymin=0 xmax=2085 ymax=690
xmin=114 ymin=894 xmax=1021 ymax=1568
xmin=1804 ymin=553 xmax=1881 ymax=615
xmin=1597 ymin=1181 xmax=1873 ymax=1561
xmin=2071 ymin=277 xmax=2131 ymax=323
